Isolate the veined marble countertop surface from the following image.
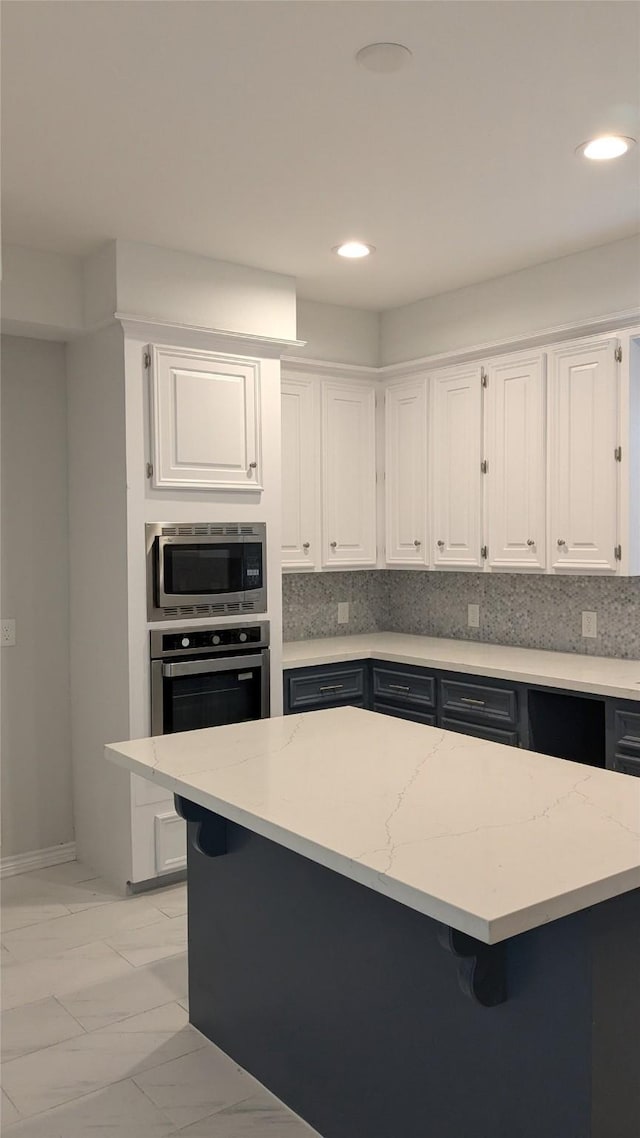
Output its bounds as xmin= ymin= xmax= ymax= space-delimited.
xmin=283 ymin=633 xmax=640 ymax=700
xmin=106 ymin=707 xmax=640 ymax=944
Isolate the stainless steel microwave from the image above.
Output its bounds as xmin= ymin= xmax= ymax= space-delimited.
xmin=146 ymin=523 xmax=266 ymax=620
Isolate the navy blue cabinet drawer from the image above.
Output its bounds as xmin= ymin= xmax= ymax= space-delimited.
xmin=373 ymin=701 xmax=437 ymax=727
xmin=441 ymin=679 xmax=518 ymax=727
xmin=285 ymin=662 xmax=368 ymax=713
xmin=441 ymin=716 xmax=520 ymax=747
xmin=372 ymin=666 xmax=436 ymax=710
xmin=612 ymin=709 xmax=640 ymax=753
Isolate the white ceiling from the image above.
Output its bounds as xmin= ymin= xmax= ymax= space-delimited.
xmin=2 ymin=1 xmax=639 ymax=310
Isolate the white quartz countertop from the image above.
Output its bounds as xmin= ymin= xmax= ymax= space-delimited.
xmin=283 ymin=633 xmax=640 ymax=701
xmin=106 ymin=707 xmax=640 ymax=944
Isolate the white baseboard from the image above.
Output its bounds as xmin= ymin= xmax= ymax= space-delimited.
xmin=0 ymin=842 xmax=77 ymax=879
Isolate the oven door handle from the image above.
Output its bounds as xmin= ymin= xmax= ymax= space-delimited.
xmin=162 ymin=653 xmax=265 ymax=679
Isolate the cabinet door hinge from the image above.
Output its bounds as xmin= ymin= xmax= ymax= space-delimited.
xmin=481 ymin=545 xmax=488 ymax=560
xmin=143 ymin=350 xmax=151 ymax=369
xmin=481 ymin=367 xmax=488 ymax=388
xmin=480 ymin=459 xmax=488 ymax=474
xmin=614 ymin=346 xmax=622 ymax=363
xmin=146 ymin=462 xmax=154 ymax=479
xmin=614 ymin=446 xmax=622 ymax=462
xmin=614 ymin=544 xmax=622 ymax=561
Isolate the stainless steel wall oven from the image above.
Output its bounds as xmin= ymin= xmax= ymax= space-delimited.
xmin=146 ymin=523 xmax=266 ymax=621
xmin=150 ymin=622 xmax=270 ymax=736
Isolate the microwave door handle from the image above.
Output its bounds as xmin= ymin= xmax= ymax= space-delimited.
xmin=162 ymin=653 xmax=265 ymax=679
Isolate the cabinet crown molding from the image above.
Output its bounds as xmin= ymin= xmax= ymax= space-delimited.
xmin=117 ymin=312 xmax=306 ymax=358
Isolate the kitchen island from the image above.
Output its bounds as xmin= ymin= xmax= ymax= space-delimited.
xmin=106 ymin=707 xmax=640 ymax=1138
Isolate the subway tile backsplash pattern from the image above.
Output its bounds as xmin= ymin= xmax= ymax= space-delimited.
xmin=283 ymin=571 xmax=640 ymax=659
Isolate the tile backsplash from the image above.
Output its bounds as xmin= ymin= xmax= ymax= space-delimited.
xmin=282 ymin=571 xmax=385 ymax=641
xmin=283 ymin=570 xmax=640 ymax=659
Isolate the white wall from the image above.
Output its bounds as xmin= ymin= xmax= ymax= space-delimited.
xmin=115 ymin=240 xmax=298 ymax=341
xmin=66 ymin=323 xmax=133 ymax=886
xmin=0 ymin=335 xmax=74 ymax=857
xmin=380 ymin=234 xmax=640 ymax=364
xmin=1 ymin=247 xmax=84 ymax=341
xmin=295 ymin=299 xmax=379 ymax=367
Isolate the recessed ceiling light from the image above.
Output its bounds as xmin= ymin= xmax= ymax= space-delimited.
xmin=577 ymin=135 xmax=636 ymax=160
xmin=333 ymin=241 xmax=375 ymax=259
xmin=356 ymin=43 xmax=412 ymax=74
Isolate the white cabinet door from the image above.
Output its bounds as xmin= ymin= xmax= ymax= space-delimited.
xmin=431 ymin=365 xmax=483 ymax=568
xmin=385 ymin=378 xmax=429 ymax=566
xmin=548 ymin=337 xmax=619 ymax=572
xmin=149 ymin=345 xmax=261 ymax=491
xmin=485 ymin=352 xmax=546 ymax=569
xmin=281 ymin=377 xmax=317 ymax=569
xmin=322 ymin=381 xmax=377 ymax=566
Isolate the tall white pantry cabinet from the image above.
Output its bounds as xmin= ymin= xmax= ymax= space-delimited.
xmin=282 ymin=328 xmax=640 ymax=577
xmin=68 ymin=319 xmax=289 ymax=892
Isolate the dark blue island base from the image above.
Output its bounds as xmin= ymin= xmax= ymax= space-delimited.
xmin=181 ymin=802 xmax=640 ymax=1138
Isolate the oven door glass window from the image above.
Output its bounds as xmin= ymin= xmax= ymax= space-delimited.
xmin=163 ymin=667 xmax=263 ymax=734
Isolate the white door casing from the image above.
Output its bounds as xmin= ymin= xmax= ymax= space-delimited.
xmin=149 ymin=344 xmax=261 ymax=490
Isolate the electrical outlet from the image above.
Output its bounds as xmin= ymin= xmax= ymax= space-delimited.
xmin=337 ymin=602 xmax=349 ymax=625
xmin=582 ymin=611 xmax=597 ymax=639
xmin=1 ymin=619 xmax=16 ymax=647
xmin=467 ymin=603 xmax=480 ymax=629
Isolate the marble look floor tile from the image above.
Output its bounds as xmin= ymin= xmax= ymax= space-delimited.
xmin=1 ymin=899 xmax=72 ymax=933
xmin=172 ymin=1090 xmax=320 ymax=1136
xmin=1 ymin=996 xmax=85 ymax=1060
xmin=0 ymin=1078 xmax=176 ymax=1137
xmin=106 ymin=914 xmax=187 ymax=967
xmin=101 ymin=1001 xmax=191 ymax=1035
xmin=133 ymin=1044 xmax=259 ymax=1129
xmin=1 ymin=1009 xmax=205 ymax=1117
xmin=2 ymin=1089 xmax=22 ymax=1127
xmin=1 ymin=941 xmax=135 ymax=1013
xmin=27 ymin=861 xmax=101 ymax=886
xmin=148 ymin=884 xmax=188 ymax=920
xmin=1 ymin=864 xmax=108 ymax=918
xmin=56 ymin=952 xmax=188 ymax=1030
xmin=2 ymin=897 xmax=167 ymax=961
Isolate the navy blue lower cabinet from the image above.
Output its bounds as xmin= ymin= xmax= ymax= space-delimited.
xmin=284 ymin=659 xmax=639 ymax=777
xmin=373 ymin=700 xmax=437 ymax=727
xmin=441 ymin=716 xmax=520 ymax=747
xmin=283 ymin=661 xmax=369 ymax=715
xmin=605 ymin=702 xmax=640 ymax=777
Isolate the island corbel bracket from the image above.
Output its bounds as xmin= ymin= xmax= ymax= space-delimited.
xmin=174 ymin=796 xmax=228 ymax=858
xmin=437 ymin=925 xmax=507 ymax=1007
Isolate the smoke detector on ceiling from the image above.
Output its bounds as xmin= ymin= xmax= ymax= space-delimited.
xmin=355 ymin=43 xmax=412 ymax=74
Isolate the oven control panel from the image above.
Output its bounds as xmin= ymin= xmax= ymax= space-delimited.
xmin=150 ymin=621 xmax=269 ymax=659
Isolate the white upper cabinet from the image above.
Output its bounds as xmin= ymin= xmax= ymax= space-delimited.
xmin=548 ymin=336 xmax=619 ymax=573
xmin=281 ymin=376 xmax=318 ymax=569
xmin=385 ymin=378 xmax=429 ymax=566
xmin=485 ymin=352 xmax=546 ymax=570
xmin=431 ymin=364 xmax=483 ymax=568
xmin=149 ymin=345 xmax=261 ymax=491
xmin=322 ymin=381 xmax=377 ymax=566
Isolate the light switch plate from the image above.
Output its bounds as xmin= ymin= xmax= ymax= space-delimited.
xmin=1 ymin=619 xmax=16 ymax=646
xmin=467 ymin=604 xmax=480 ymax=629
xmin=582 ymin=611 xmax=597 ymax=639
xmin=337 ymin=602 xmax=349 ymax=625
